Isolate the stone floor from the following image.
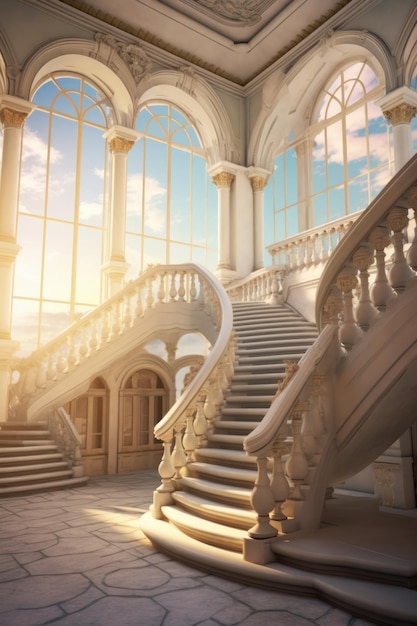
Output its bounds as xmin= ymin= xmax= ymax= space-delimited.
xmin=0 ymin=470 xmax=375 ymax=626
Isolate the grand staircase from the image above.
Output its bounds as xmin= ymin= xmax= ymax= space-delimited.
xmin=0 ymin=421 xmax=88 ymax=497
xmin=159 ymin=302 xmax=318 ymax=550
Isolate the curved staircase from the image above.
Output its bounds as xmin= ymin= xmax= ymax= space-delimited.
xmin=159 ymin=302 xmax=317 ymax=552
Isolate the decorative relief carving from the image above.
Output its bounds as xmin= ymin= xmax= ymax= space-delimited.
xmin=211 ymin=171 xmax=235 ymax=188
xmin=382 ymin=103 xmax=417 ymax=125
xmin=108 ymin=136 xmax=135 ymax=153
xmin=94 ymin=32 xmax=152 ymax=83
xmin=194 ymin=0 xmax=273 ymax=24
xmin=0 ymin=107 xmax=29 ymax=128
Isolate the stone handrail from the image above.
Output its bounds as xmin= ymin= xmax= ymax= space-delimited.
xmin=241 ymin=154 xmax=417 ymax=548
xmin=226 ymin=266 xmax=285 ymax=304
xmin=316 ymin=153 xmax=417 ymax=330
xmin=267 ymin=212 xmax=362 ymax=272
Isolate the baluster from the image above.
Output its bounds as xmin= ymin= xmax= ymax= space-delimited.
xmin=178 ymin=271 xmax=186 ymax=301
xmin=285 ymin=402 xmax=309 ymax=501
xmin=193 ymin=394 xmax=208 ymax=447
xmin=305 ymin=236 xmax=313 ymax=267
xmin=336 ymin=264 xmax=362 ymax=351
xmin=67 ymin=334 xmax=77 ymax=367
xmin=35 ymin=361 xmax=47 ymax=389
xmin=270 ymin=440 xmax=290 ymax=521
xmin=56 ymin=346 xmax=67 ymax=373
xmin=183 ymin=408 xmax=198 ymax=464
xmin=320 ymin=231 xmax=327 ymax=261
xmin=269 ymin=271 xmax=279 ymax=304
xmin=78 ymin=327 xmax=89 ymax=360
xmin=157 ymin=273 xmax=166 ymax=304
xmin=248 ymin=456 xmax=277 ymax=539
xmin=301 ymin=398 xmax=316 ymax=463
xmin=352 ymin=245 xmax=378 ymax=331
xmin=169 ymin=272 xmax=178 ymax=301
xmin=310 ymin=374 xmax=327 ymax=441
xmin=123 ymin=293 xmax=132 ymax=328
xmin=89 ymin=320 xmax=99 ymax=352
xmin=203 ymin=380 xmax=217 ymax=425
xmin=190 ymin=272 xmax=197 ymax=301
xmin=323 ymin=285 xmax=343 ymax=327
xmin=368 ymin=225 xmax=395 ymax=312
xmin=135 ymin=286 xmax=143 ymax=319
xmin=153 ymin=439 xmax=176 ymax=518
xmin=387 ymin=205 xmax=414 ymax=292
xmin=146 ymin=277 xmax=154 ymax=309
xmin=171 ymin=426 xmax=187 ymax=480
xmin=101 ymin=307 xmax=110 ymax=342
xmin=46 ymin=352 xmax=57 ymax=380
xmin=111 ymin=302 xmax=121 ymax=336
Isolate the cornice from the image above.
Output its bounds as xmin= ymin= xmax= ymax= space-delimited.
xmin=56 ymin=0 xmax=356 ymax=87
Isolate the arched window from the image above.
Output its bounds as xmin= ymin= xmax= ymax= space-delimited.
xmin=125 ymin=103 xmax=217 ymax=279
xmin=12 ymin=75 xmax=111 ymax=354
xmin=310 ymin=61 xmax=391 ymax=226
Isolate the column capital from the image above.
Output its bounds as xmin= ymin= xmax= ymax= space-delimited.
xmin=376 ymin=86 xmax=417 ymax=125
xmin=104 ymin=125 xmax=139 ymax=153
xmin=249 ymin=175 xmax=268 ymax=192
xmin=211 ymin=170 xmax=235 ymax=188
xmin=0 ymin=96 xmax=35 ymax=128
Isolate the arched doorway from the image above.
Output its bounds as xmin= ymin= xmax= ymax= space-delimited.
xmin=64 ymin=377 xmax=109 ymax=476
xmin=118 ymin=368 xmax=168 ymax=473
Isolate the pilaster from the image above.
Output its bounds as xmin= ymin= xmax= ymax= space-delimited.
xmin=210 ymin=163 xmax=236 ymax=284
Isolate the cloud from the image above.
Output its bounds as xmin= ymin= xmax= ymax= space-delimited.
xmin=127 ymin=172 xmax=167 ymax=233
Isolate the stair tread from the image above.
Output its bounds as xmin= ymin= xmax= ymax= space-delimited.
xmin=180 ymin=475 xmax=252 ymax=501
xmin=191 ymin=460 xmax=257 ymax=482
xmin=0 ymin=476 xmax=88 ymax=496
xmin=0 ymin=453 xmax=63 ymax=464
xmin=172 ymin=491 xmax=256 ymax=527
xmin=0 ymin=469 xmax=73 ymax=485
xmin=0 ymin=461 xmax=69 ymax=474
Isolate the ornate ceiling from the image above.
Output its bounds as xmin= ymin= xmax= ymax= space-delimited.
xmin=59 ymin=0 xmax=357 ymax=84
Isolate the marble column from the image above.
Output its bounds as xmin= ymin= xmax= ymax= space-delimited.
xmin=211 ymin=168 xmax=235 ymax=282
xmin=103 ymin=126 xmax=138 ymax=297
xmin=248 ymin=173 xmax=269 ymax=271
xmin=0 ymin=96 xmax=35 ymax=420
xmin=295 ymin=140 xmax=309 ymax=232
xmin=377 ymin=86 xmax=417 ymax=172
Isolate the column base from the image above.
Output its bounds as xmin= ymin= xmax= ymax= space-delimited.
xmin=215 ymin=266 xmax=238 ymax=285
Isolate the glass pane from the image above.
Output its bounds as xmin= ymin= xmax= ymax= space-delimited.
xmin=172 ymin=127 xmax=190 ymax=147
xmin=146 ymin=118 xmax=166 ymax=139
xmin=274 ymin=210 xmax=285 ymax=241
xmin=169 ymin=241 xmax=190 ymax=264
xmin=33 ymin=80 xmax=60 ymax=107
xmin=139 ymin=396 xmax=150 ymax=445
xmin=273 ymin=154 xmax=284 ymax=208
xmin=143 ymin=237 xmax=166 ymax=266
xmin=15 ymin=215 xmax=43 ymax=297
xmin=326 ymin=121 xmax=343 ymax=183
xmin=191 ymin=245 xmax=206 ymax=265
xmin=47 ymin=116 xmax=77 ymax=221
xmin=11 ymin=299 xmax=40 ymax=357
xmin=287 ymin=205 xmax=299 ymax=237
xmin=368 ymin=105 xmax=389 ymax=168
xmin=136 ymin=108 xmax=152 ymax=132
xmin=52 ymin=93 xmax=78 ymax=117
xmin=286 ymin=149 xmax=297 ymax=206
xmin=370 ymin=168 xmax=390 ymax=199
xmin=79 ymin=125 xmax=106 ymax=226
xmin=123 ymin=397 xmax=133 ymax=446
xmin=20 ymin=116 xmax=49 ymax=216
xmin=313 ymin=194 xmax=327 ymax=227
xmin=192 ymin=155 xmax=207 ymax=244
xmin=39 ymin=301 xmax=71 ymax=346
xmin=144 ymin=140 xmax=167 ymax=236
xmin=348 ymin=177 xmax=369 ymax=213
xmin=76 ymin=226 xmax=101 ymax=304
xmin=170 ymin=148 xmax=190 ymax=242
xmin=329 ymin=186 xmax=345 ymax=220
xmin=263 ymin=180 xmax=274 ymax=249
xmin=312 ymin=131 xmax=326 ymax=193
xmin=125 ymin=233 xmax=141 ymax=279
xmin=43 ymin=221 xmax=73 ymax=300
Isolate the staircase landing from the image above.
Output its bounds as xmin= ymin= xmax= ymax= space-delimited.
xmin=140 ymin=492 xmax=417 ymax=625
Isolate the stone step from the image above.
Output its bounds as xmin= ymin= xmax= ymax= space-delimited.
xmin=0 ymin=452 xmax=63 ymax=465
xmin=212 ymin=420 xmax=260 ymax=435
xmin=0 ymin=461 xmax=70 ymax=476
xmin=172 ymin=490 xmax=256 ymax=530
xmin=229 ymin=383 xmax=277 ymax=393
xmin=0 ymin=469 xmax=73 ymax=486
xmin=0 ymin=421 xmax=48 ymax=430
xmin=207 ymin=432 xmax=246 ymax=448
xmin=162 ymin=504 xmax=246 ymax=552
xmin=0 ymin=430 xmax=51 ymax=438
xmin=0 ymin=439 xmax=55 ymax=447
xmin=221 ymin=407 xmax=266 ymax=419
xmin=0 ymin=476 xmax=88 ymax=497
xmin=180 ymin=475 xmax=252 ymax=508
xmin=224 ymin=394 xmax=275 ymax=405
xmin=0 ymin=445 xmax=59 ymax=456
xmin=191 ymin=456 xmax=257 ymax=480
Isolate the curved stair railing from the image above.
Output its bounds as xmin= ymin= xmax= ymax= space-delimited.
xmin=151 ymin=268 xmax=235 ymax=518
xmin=48 ymin=407 xmax=85 ymax=478
xmin=10 ymin=263 xmax=231 ymax=421
xmin=242 ymin=154 xmax=417 ymax=559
